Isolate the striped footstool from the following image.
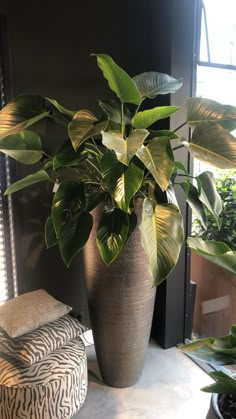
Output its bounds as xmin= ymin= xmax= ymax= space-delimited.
xmin=0 ymin=337 xmax=87 ymax=419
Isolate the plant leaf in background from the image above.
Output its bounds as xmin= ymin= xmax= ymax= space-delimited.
xmin=46 ymin=97 xmax=76 ymax=119
xmin=196 ymin=171 xmax=222 ymax=228
xmin=59 ymin=211 xmax=93 ymax=267
xmin=93 ymin=54 xmax=141 ymax=105
xmin=0 ymin=130 xmax=43 ymax=164
xmin=187 ymin=97 xmax=236 ymax=131
xmin=136 ymin=137 xmax=174 ymax=191
xmin=102 ymin=129 xmax=149 ymax=165
xmin=5 ymin=170 xmax=50 ymax=195
xmin=180 ymin=182 xmax=207 ymax=229
xmin=132 ymin=106 xmax=179 ymax=129
xmin=53 ymin=139 xmax=88 ymax=171
xmin=188 ymin=237 xmax=236 ymax=275
xmin=140 ymin=198 xmax=184 ymax=286
xmin=133 ymin=72 xmax=183 ymax=99
xmin=68 ymin=110 xmax=106 ymax=151
xmin=182 ymin=122 xmax=236 ymax=169
xmin=101 ymin=152 xmax=144 ymax=212
xmin=52 ymin=181 xmax=86 ymax=238
xmin=96 ymin=207 xmax=129 ymax=264
xmin=0 ymin=94 xmax=49 ymax=139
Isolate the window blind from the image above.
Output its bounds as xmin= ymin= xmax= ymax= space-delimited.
xmin=0 ymin=22 xmax=17 ymax=304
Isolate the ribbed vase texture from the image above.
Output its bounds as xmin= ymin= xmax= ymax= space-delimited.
xmin=84 ymin=200 xmax=156 ymax=387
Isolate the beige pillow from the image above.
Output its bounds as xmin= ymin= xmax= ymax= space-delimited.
xmin=0 ymin=289 xmax=72 ymax=337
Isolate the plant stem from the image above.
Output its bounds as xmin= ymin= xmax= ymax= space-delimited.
xmin=87 ymin=159 xmax=102 ymax=176
xmin=91 ymin=138 xmax=103 ymax=158
xmin=42 ymin=151 xmax=53 ymax=159
xmin=173 ymin=121 xmax=187 ymax=133
xmin=173 ymin=144 xmax=185 ymax=151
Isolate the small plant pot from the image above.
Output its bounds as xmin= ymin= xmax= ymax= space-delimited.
xmin=209 ymin=394 xmax=223 ymax=418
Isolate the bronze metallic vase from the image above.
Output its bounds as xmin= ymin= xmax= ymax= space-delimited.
xmin=84 ymin=199 xmax=156 ymax=388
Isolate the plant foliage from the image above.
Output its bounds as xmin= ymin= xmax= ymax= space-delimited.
xmin=1 ymin=53 xmax=236 ymax=286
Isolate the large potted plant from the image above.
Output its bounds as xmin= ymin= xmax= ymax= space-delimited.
xmin=1 ymin=54 xmax=236 ymax=387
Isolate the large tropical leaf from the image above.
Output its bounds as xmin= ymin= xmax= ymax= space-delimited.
xmin=132 ymin=106 xmax=179 ymax=129
xmin=102 ymin=129 xmax=148 ymax=165
xmin=45 ymin=216 xmax=58 ymax=248
xmin=187 ymin=97 xmax=236 ymax=131
xmin=196 ymin=171 xmax=222 ymax=227
xmin=140 ymin=198 xmax=184 ymax=285
xmin=0 ymin=94 xmax=49 ymax=139
xmin=53 ymin=139 xmax=88 ymax=171
xmin=100 ymin=152 xmax=144 ymax=212
xmin=5 ymin=170 xmax=49 ymax=195
xmin=59 ymin=211 xmax=93 ymax=267
xmin=183 ymin=122 xmax=236 ymax=169
xmin=96 ymin=207 xmax=129 ymax=265
xmin=133 ymin=72 xmax=183 ymax=99
xmin=0 ymin=130 xmax=43 ymax=164
xmin=52 ymin=181 xmax=86 ymax=238
xmin=180 ymin=181 xmax=207 ymax=229
xmin=136 ymin=137 xmax=174 ymax=191
xmin=92 ymin=54 xmax=141 ymax=105
xmin=68 ymin=110 xmax=106 ymax=151
xmin=188 ymin=237 xmax=236 ymax=275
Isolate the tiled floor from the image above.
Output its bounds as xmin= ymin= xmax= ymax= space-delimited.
xmin=73 ymin=340 xmax=213 ymax=419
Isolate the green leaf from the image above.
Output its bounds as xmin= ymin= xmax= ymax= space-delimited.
xmin=5 ymin=170 xmax=49 ymax=195
xmin=136 ymin=137 xmax=174 ymax=191
xmin=53 ymin=140 xmax=87 ymax=171
xmin=202 ymin=371 xmax=236 ymax=394
xmin=92 ymin=54 xmax=141 ymax=105
xmin=132 ymin=106 xmax=179 ymax=129
xmin=150 ymin=129 xmax=179 ymax=140
xmin=180 ymin=182 xmax=207 ymax=229
xmin=0 ymin=130 xmax=43 ymax=164
xmin=187 ymin=97 xmax=236 ymax=131
xmin=96 ymin=207 xmax=129 ymax=264
xmin=133 ymin=72 xmax=183 ymax=99
xmin=196 ymin=171 xmax=222 ymax=227
xmin=68 ymin=110 xmax=105 ymax=151
xmin=187 ymin=237 xmax=236 ymax=275
xmin=180 ymin=337 xmax=235 ymax=365
xmin=45 ymin=216 xmax=58 ymax=248
xmin=102 ymin=129 xmax=148 ymax=165
xmin=46 ymin=97 xmax=76 ymax=119
xmin=175 ymin=161 xmax=188 ymax=174
xmin=59 ymin=212 xmax=93 ymax=267
xmin=0 ymin=94 xmax=49 ymax=139
xmin=140 ymin=198 xmax=184 ymax=286
xmin=85 ymin=190 xmax=106 ymax=212
xmin=52 ymin=181 xmax=86 ymax=238
xmin=100 ymin=152 xmax=144 ymax=212
xmin=183 ymin=122 xmax=236 ymax=169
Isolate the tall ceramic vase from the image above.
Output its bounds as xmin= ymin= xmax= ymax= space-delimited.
xmin=84 ymin=199 xmax=156 ymax=388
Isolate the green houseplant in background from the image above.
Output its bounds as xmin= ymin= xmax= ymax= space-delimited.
xmin=1 ymin=54 xmax=236 ymax=387
xmin=181 ymin=172 xmax=236 ymax=418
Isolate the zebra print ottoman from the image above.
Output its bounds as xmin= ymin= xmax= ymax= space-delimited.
xmin=0 ymin=337 xmax=87 ymax=419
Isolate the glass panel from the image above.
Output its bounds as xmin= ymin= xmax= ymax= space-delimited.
xmin=200 ymin=0 xmax=236 ymax=66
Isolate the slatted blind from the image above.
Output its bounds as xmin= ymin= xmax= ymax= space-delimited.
xmin=0 ymin=21 xmax=17 ymax=304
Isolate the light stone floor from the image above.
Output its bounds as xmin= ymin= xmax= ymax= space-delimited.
xmin=72 ymin=340 xmax=213 ymax=419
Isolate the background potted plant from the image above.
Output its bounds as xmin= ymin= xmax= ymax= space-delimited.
xmin=1 ymin=53 xmax=236 ymax=387
xmin=190 ymin=171 xmax=236 ymax=338
xmin=180 ymin=323 xmax=236 ymax=418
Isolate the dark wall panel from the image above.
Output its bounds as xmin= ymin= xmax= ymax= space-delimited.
xmin=0 ymin=0 xmax=174 ymax=326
